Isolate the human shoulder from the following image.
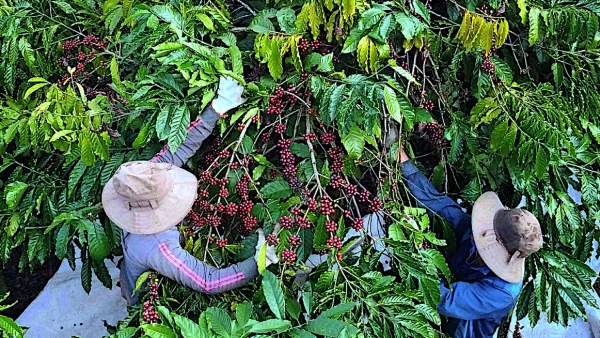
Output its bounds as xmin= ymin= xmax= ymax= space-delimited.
xmin=481 ymin=276 xmax=522 ymax=300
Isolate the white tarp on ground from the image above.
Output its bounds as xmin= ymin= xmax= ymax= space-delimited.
xmin=16 ymin=250 xmax=127 ymax=338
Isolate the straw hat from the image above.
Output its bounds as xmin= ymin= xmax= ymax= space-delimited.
xmin=102 ymin=161 xmax=198 ymax=235
xmin=472 ymin=192 xmax=543 ymax=283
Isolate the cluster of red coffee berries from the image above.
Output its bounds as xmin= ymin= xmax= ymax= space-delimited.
xmin=281 ymin=249 xmax=297 ymax=263
xmin=267 ymin=233 xmax=280 ymax=246
xmin=288 ymin=235 xmax=302 ymax=247
xmin=217 ymin=238 xmax=228 ymax=248
xmin=327 ymin=236 xmax=342 ymax=249
xmin=277 ymin=139 xmax=299 ymax=186
xmin=328 ymin=147 xmax=345 ymax=174
xmin=320 ymin=196 xmax=335 ymax=215
xmin=320 ymin=132 xmax=336 ymax=144
xmin=267 ymin=85 xmax=299 ymax=115
xmin=325 ymin=220 xmax=338 ymax=233
xmin=369 ymin=197 xmax=384 ymax=213
xmin=142 ymin=275 xmax=159 ymax=323
xmin=423 ymin=120 xmax=447 ymax=148
xmin=422 ymin=99 xmax=434 ymax=111
xmin=481 ymin=57 xmax=495 ymax=75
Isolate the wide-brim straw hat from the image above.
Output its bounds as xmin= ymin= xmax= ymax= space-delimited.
xmin=472 ymin=192 xmax=543 ymax=284
xmin=102 ymin=161 xmax=198 ymax=235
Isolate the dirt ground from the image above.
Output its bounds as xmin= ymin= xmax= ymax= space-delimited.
xmin=1 ymin=246 xmax=60 ymax=319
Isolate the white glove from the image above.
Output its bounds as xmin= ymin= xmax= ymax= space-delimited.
xmin=211 ymin=76 xmax=246 ymax=117
xmin=255 ymin=229 xmax=279 ymax=267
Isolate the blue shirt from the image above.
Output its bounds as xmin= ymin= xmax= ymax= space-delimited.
xmin=402 ymin=161 xmax=522 ymax=338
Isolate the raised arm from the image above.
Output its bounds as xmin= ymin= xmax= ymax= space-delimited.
xmin=150 ymin=77 xmax=245 ymax=167
xmin=400 ymin=148 xmax=470 ymax=236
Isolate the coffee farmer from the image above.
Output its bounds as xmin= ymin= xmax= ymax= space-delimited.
xmin=102 ymin=77 xmax=278 ymax=304
xmin=397 ymin=145 xmax=543 ymax=338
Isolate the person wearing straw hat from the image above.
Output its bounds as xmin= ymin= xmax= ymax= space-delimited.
xmin=399 ymin=146 xmax=543 ymax=338
xmin=102 ymin=77 xmax=278 ymax=305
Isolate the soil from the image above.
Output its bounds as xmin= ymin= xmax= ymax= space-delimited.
xmin=0 ymin=245 xmax=61 ymax=319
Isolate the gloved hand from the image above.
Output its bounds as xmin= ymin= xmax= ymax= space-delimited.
xmin=255 ymin=229 xmax=279 ymax=267
xmin=211 ymin=76 xmax=246 ymax=117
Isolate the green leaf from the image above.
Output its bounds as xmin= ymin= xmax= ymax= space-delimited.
xmin=248 ymin=319 xmax=291 ymax=334
xmin=5 ymin=182 xmax=28 ymax=210
xmin=491 ymin=57 xmax=513 ymax=84
xmin=277 ymin=8 xmax=297 ymax=33
xmin=236 ymin=302 xmax=253 ymax=328
xmin=101 ymin=153 xmax=125 ymax=185
xmin=80 ymin=133 xmax=95 ymax=166
xmin=470 ymin=97 xmax=501 ymax=127
xmin=490 ymin=118 xmax=508 ymax=151
xmin=534 ymin=146 xmax=549 ymax=180
xmin=206 ymin=308 xmax=232 ymax=338
xmin=317 ymin=302 xmax=356 ymax=319
xmin=196 ymin=13 xmax=215 ymax=31
xmin=110 ymin=57 xmax=121 ymax=86
xmin=262 ymin=270 xmax=286 ymax=319
xmin=268 ymin=39 xmax=283 ymax=80
xmin=306 ymin=318 xmax=357 ymax=337
xmin=156 ymin=106 xmax=172 ymax=141
xmin=581 ymin=175 xmax=597 ymax=205
xmin=174 ymin=314 xmax=206 ymax=338
xmin=257 ymin=242 xmax=267 ymax=274
xmin=260 ymin=180 xmax=292 ymax=199
xmin=23 ymin=83 xmax=48 ymax=100
xmin=229 ymin=46 xmax=243 ymax=76
xmin=168 ymin=106 xmax=190 ymax=151
xmin=529 ymin=7 xmax=541 ymax=45
xmin=518 ymin=0 xmax=528 ymax=23
xmin=6 ymin=214 xmax=19 ymax=237
xmin=0 ymin=315 xmax=23 ymax=338
xmin=412 ymin=0 xmax=430 ymax=23
xmin=55 ymin=222 xmax=71 ymax=259
xmin=141 ymin=324 xmax=177 ymax=338
xmin=290 ymin=329 xmax=317 ymax=338
xmin=415 ymin=303 xmax=441 ymax=325
xmin=341 ymin=126 xmax=365 ymax=159
xmin=500 ymin=122 xmax=517 ymax=156
xmin=297 ymin=228 xmax=314 ymax=262
xmin=86 ymin=220 xmax=110 ymax=261
xmin=384 ymin=86 xmax=402 ymax=123
xmin=552 ymin=63 xmax=563 ymax=89
xmin=422 ymin=249 xmax=451 ymax=282
xmin=53 ymin=0 xmax=75 ymax=13
xmin=132 ymin=271 xmax=152 ymax=296
xmin=419 ymin=276 xmax=442 ymax=308
xmin=286 ymin=299 xmax=301 ymax=320
xmin=291 ymin=143 xmax=310 ymax=158
xmin=81 ymin=253 xmax=92 ymax=293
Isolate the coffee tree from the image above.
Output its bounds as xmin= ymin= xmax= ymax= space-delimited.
xmin=0 ymin=0 xmax=599 ymax=337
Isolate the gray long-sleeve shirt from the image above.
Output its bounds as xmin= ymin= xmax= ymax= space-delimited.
xmin=119 ymin=105 xmax=259 ymax=304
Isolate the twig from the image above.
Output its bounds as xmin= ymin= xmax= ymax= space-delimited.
xmin=305 ymin=118 xmax=323 ymax=197
xmin=235 ymin=0 xmax=257 ymax=15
